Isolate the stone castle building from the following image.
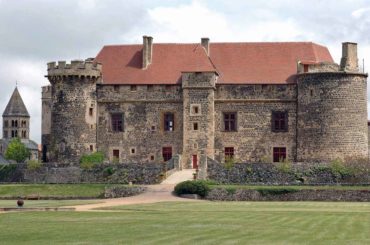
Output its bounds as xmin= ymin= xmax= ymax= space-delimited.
xmin=0 ymin=87 xmax=39 ymax=163
xmin=42 ymin=37 xmax=368 ymax=168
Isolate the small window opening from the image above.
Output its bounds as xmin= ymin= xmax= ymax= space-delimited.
xmin=90 ymin=145 xmax=93 ymax=152
xmin=114 ymin=85 xmax=119 ymax=92
xmin=151 ymin=126 xmax=156 ymax=131
xmin=130 ymin=85 xmax=137 ymax=91
xmin=193 ymin=122 xmax=198 ymax=130
xmin=150 ymin=155 xmax=155 ymax=161
xmin=225 ymin=147 xmax=234 ymax=159
xmin=164 ymin=113 xmax=174 ymax=131
xmin=310 ymin=89 xmax=313 ymax=97
xmin=131 ymin=148 xmax=136 ymax=154
xmin=89 ymin=108 xmax=93 ymax=116
xmin=113 ymin=149 xmax=120 ymax=160
xmin=273 ymin=147 xmax=286 ymax=162
xmin=147 ymin=85 xmax=154 ymax=91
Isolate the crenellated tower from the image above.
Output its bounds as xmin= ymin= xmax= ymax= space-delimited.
xmin=46 ymin=59 xmax=102 ymax=164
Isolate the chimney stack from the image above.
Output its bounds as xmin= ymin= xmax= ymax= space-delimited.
xmin=142 ymin=36 xmax=153 ymax=69
xmin=201 ymin=37 xmax=210 ymax=56
xmin=340 ymin=42 xmax=358 ymax=72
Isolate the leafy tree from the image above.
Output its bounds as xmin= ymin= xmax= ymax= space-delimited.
xmin=5 ymin=137 xmax=30 ymax=163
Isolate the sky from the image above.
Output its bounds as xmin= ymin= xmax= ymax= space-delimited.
xmin=1 ymin=0 xmax=370 ymax=143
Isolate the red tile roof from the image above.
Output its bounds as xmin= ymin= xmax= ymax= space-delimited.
xmin=95 ymin=41 xmax=333 ymax=85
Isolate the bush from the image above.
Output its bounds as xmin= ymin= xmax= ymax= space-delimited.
xmin=0 ymin=164 xmax=18 ymax=181
xmin=224 ymin=156 xmax=235 ymax=170
xmin=174 ymin=180 xmax=210 ymax=197
xmin=329 ymin=158 xmax=354 ymax=178
xmin=27 ymin=160 xmax=41 ymax=171
xmin=275 ymin=160 xmax=292 ymax=174
xmin=5 ymin=137 xmax=30 ymax=163
xmin=80 ymin=152 xmax=105 ymax=170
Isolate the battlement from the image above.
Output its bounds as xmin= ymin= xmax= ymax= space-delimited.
xmin=47 ymin=59 xmax=102 ymax=78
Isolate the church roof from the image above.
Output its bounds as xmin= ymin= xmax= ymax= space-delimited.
xmin=2 ymin=87 xmax=30 ymax=117
xmin=95 ymin=41 xmax=333 ymax=85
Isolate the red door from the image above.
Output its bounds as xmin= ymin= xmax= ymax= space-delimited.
xmin=192 ymin=155 xmax=198 ymax=169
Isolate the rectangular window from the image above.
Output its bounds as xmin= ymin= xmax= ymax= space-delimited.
xmin=164 ymin=113 xmax=174 ymax=131
xmin=114 ymin=85 xmax=119 ymax=92
xmin=193 ymin=122 xmax=198 ymax=130
xmin=4 ymin=121 xmax=8 ymax=127
xmin=147 ymin=85 xmax=154 ymax=91
xmin=130 ymin=85 xmax=137 ymax=91
xmin=273 ymin=147 xmax=286 ymax=162
xmin=89 ymin=108 xmax=93 ymax=116
xmin=111 ymin=113 xmax=124 ymax=132
xmin=224 ymin=112 xmax=237 ymax=131
xmin=272 ymin=111 xmax=288 ymax=132
xmin=113 ymin=149 xmax=120 ymax=160
xmin=89 ymin=145 xmax=93 ymax=152
xmin=225 ymin=147 xmax=234 ymax=158
xmin=162 ymin=147 xmax=172 ymax=161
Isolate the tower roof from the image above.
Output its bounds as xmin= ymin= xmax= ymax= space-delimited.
xmin=2 ymin=87 xmax=30 ymax=117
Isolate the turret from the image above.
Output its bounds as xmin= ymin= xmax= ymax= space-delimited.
xmin=46 ymin=59 xmax=102 ymax=164
xmin=297 ymin=42 xmax=368 ymax=162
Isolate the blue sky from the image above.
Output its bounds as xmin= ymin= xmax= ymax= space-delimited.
xmin=0 ymin=0 xmax=369 ymax=143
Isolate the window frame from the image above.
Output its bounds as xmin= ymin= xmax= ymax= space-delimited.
xmin=223 ymin=112 xmax=237 ymax=132
xmin=162 ymin=147 xmax=172 ymax=162
xmin=225 ymin=147 xmax=234 ymax=159
xmin=271 ymin=111 xmax=288 ymax=132
xmin=164 ymin=112 xmax=175 ymax=131
xmin=111 ymin=113 xmax=124 ymax=132
xmin=273 ymin=147 xmax=287 ymax=162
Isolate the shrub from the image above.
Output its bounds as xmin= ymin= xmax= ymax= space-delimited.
xmin=275 ymin=159 xmax=292 ymax=174
xmin=224 ymin=156 xmax=235 ymax=170
xmin=174 ymin=180 xmax=210 ymax=197
xmin=0 ymin=164 xmax=17 ymax=181
xmin=103 ymin=167 xmax=115 ymax=177
xmin=329 ymin=158 xmax=353 ymax=178
xmin=27 ymin=160 xmax=41 ymax=171
xmin=80 ymin=152 xmax=105 ymax=170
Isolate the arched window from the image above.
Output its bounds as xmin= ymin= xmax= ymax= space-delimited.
xmin=15 ymin=120 xmax=18 ymax=127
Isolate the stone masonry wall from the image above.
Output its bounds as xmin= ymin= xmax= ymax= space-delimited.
xmin=297 ymin=72 xmax=368 ymax=162
xmin=96 ymin=84 xmax=183 ymax=163
xmin=214 ymin=84 xmax=297 ymax=162
xmin=182 ymin=72 xmax=216 ymax=169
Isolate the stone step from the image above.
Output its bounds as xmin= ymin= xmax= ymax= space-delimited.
xmin=161 ymin=169 xmax=195 ymax=185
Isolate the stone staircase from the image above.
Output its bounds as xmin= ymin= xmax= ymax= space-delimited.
xmin=161 ymin=169 xmax=195 ymax=185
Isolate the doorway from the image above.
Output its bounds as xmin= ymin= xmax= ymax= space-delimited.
xmin=192 ymin=155 xmax=198 ymax=169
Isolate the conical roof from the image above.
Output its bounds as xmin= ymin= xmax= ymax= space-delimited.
xmin=2 ymin=87 xmax=30 ymax=117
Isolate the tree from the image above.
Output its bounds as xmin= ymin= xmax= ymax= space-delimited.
xmin=5 ymin=137 xmax=30 ymax=163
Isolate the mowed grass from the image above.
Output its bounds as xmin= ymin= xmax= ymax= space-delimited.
xmin=0 ymin=184 xmax=128 ymax=198
xmin=210 ymin=185 xmax=370 ymax=190
xmin=0 ymin=199 xmax=102 ymax=208
xmin=1 ymin=201 xmax=370 ymax=244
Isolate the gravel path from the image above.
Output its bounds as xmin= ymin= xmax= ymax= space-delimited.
xmin=68 ymin=184 xmax=200 ymax=211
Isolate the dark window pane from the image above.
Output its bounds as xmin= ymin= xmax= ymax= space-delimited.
xmin=162 ymin=147 xmax=172 ymax=161
xmin=272 ymin=111 xmax=288 ymax=132
xmin=225 ymin=147 xmax=234 ymax=158
xmin=111 ymin=113 xmax=124 ymax=132
xmin=273 ymin=147 xmax=286 ymax=162
xmin=164 ymin=113 xmax=174 ymax=131
xmin=224 ymin=112 xmax=237 ymax=131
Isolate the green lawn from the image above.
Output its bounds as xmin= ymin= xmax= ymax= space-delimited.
xmin=1 ymin=201 xmax=370 ymax=244
xmin=0 ymin=199 xmax=102 ymax=208
xmin=0 ymin=184 xmax=128 ymax=198
xmin=210 ymin=184 xmax=370 ymax=190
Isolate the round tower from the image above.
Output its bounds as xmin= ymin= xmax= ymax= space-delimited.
xmin=297 ymin=43 xmax=368 ymax=162
xmin=46 ymin=59 xmax=102 ymax=164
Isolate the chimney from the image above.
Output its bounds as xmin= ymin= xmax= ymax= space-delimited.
xmin=340 ymin=42 xmax=358 ymax=72
xmin=142 ymin=36 xmax=153 ymax=69
xmin=201 ymin=37 xmax=210 ymax=56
